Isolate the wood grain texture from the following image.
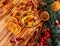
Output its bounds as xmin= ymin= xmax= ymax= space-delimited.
xmin=0 ymin=0 xmax=22 ymax=46
xmin=0 ymin=0 xmax=59 ymax=46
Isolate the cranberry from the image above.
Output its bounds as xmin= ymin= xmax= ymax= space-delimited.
xmin=47 ymin=28 xmax=50 ymax=31
xmin=37 ymin=43 xmax=40 ymax=46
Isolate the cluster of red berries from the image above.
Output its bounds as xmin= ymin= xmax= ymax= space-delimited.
xmin=56 ymin=20 xmax=60 ymax=27
xmin=37 ymin=28 xmax=51 ymax=46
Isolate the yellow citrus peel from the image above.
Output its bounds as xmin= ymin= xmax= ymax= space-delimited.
xmin=7 ymin=22 xmax=21 ymax=34
xmin=7 ymin=16 xmax=18 ymax=24
xmin=7 ymin=16 xmax=21 ymax=34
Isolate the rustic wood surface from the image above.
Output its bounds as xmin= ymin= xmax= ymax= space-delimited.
xmin=0 ymin=0 xmax=60 ymax=46
xmin=0 ymin=0 xmax=22 ymax=46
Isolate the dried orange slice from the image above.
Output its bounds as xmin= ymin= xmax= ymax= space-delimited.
xmin=21 ymin=12 xmax=39 ymax=27
xmin=40 ymin=11 xmax=50 ymax=21
xmin=51 ymin=1 xmax=60 ymax=11
xmin=7 ymin=22 xmax=21 ymax=34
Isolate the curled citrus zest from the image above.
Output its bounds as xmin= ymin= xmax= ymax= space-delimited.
xmin=40 ymin=11 xmax=50 ymax=21
xmin=51 ymin=1 xmax=60 ymax=11
xmin=7 ymin=22 xmax=21 ymax=34
xmin=21 ymin=12 xmax=39 ymax=27
xmin=7 ymin=16 xmax=18 ymax=24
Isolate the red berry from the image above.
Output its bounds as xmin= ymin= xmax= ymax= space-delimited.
xmin=45 ymin=31 xmax=50 ymax=39
xmin=56 ymin=20 xmax=59 ymax=23
xmin=56 ymin=20 xmax=60 ymax=25
xmin=56 ymin=23 xmax=60 ymax=25
xmin=47 ymin=28 xmax=50 ymax=31
xmin=57 ymin=23 xmax=60 ymax=26
xmin=41 ymin=37 xmax=45 ymax=42
xmin=46 ymin=33 xmax=50 ymax=39
xmin=40 ymin=42 xmax=43 ymax=46
xmin=37 ymin=43 xmax=40 ymax=46
xmin=57 ymin=24 xmax=60 ymax=27
xmin=43 ymin=41 xmax=47 ymax=45
xmin=44 ymin=37 xmax=47 ymax=40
